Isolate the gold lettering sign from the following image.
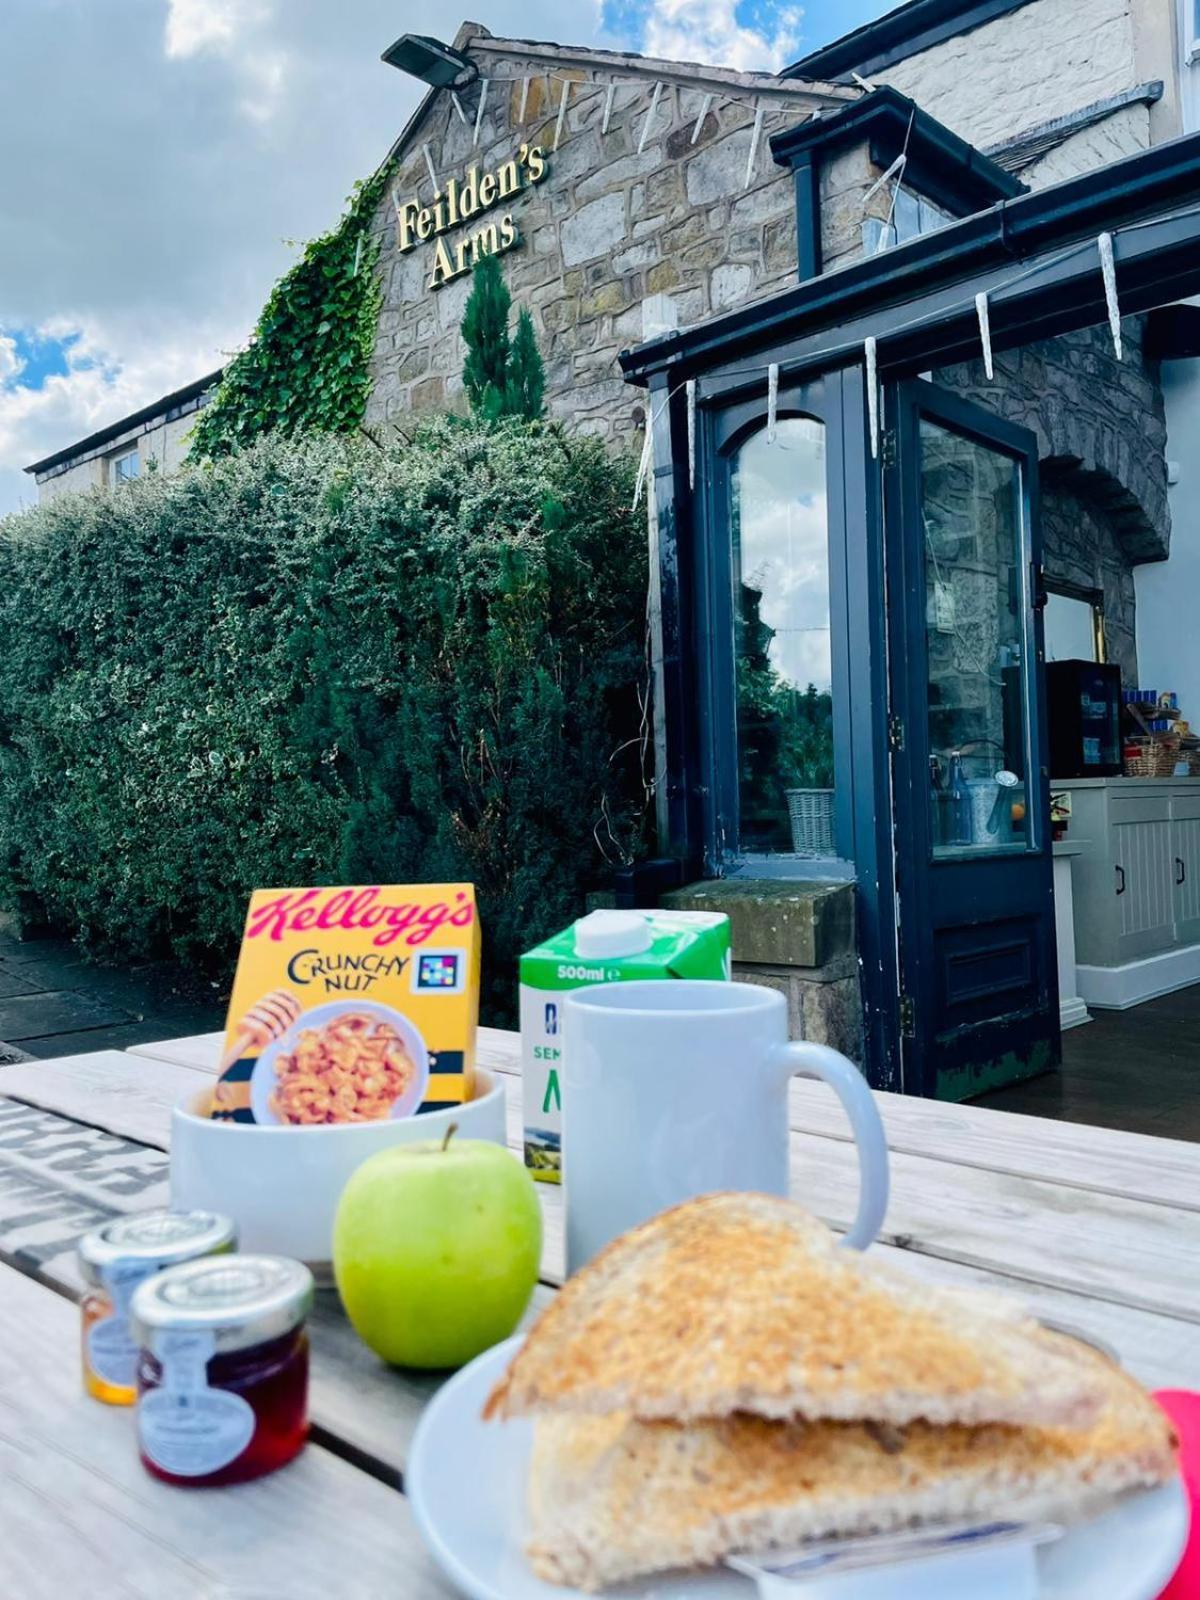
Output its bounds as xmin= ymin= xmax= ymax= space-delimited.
xmin=396 ymin=143 xmax=549 ymax=290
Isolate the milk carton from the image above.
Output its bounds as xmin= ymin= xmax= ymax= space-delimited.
xmin=519 ymin=909 xmax=731 ymax=1182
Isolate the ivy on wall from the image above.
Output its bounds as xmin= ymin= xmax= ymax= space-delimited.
xmin=189 ymin=168 xmax=391 ymax=459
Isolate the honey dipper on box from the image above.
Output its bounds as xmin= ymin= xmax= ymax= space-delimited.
xmin=218 ymin=990 xmax=302 ymax=1075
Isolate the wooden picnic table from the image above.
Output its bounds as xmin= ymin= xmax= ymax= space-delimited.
xmin=0 ymin=1027 xmax=1197 ymax=1598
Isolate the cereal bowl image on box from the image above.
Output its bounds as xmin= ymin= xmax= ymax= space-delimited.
xmin=249 ymin=1000 xmax=431 ymax=1127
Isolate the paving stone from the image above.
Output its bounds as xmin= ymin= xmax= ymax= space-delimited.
xmin=0 ymin=967 xmax=45 ymax=1001
xmin=0 ymin=991 xmax=136 ymax=1042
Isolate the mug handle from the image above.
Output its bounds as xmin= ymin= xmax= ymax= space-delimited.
xmin=770 ymin=1040 xmax=889 ymax=1251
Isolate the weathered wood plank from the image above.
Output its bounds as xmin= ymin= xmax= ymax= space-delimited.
xmin=785 ymin=1078 xmax=1200 ymax=1212
xmin=0 ymin=1266 xmax=455 ymax=1599
xmin=127 ymin=1032 xmax=223 ymax=1073
xmin=786 ymin=1134 xmax=1200 ymax=1323
xmin=0 ymin=1051 xmax=207 ymax=1147
xmin=480 ymin=1022 xmax=1200 ymax=1211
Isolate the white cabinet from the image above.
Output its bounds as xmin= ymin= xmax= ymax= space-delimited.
xmin=1055 ymin=778 xmax=1200 ymax=1005
xmin=1173 ymin=789 xmax=1200 ymax=947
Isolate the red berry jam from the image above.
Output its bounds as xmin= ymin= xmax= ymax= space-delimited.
xmin=130 ymin=1255 xmax=313 ymax=1487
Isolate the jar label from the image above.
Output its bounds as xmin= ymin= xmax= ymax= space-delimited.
xmin=88 ymin=1260 xmax=157 ymax=1389
xmin=138 ymin=1330 xmax=255 ymax=1477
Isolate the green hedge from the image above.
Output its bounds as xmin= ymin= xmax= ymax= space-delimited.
xmin=0 ymin=422 xmax=648 ymax=1017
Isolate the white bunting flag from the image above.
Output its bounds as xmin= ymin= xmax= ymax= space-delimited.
xmin=422 ymin=144 xmax=439 ymax=193
xmin=518 ymin=77 xmax=530 ymax=123
xmin=691 ymin=91 xmax=714 ymax=145
xmin=473 ymin=78 xmax=489 ymax=147
xmin=864 ymin=152 xmax=907 ymax=205
xmin=450 ymin=91 xmax=468 ymax=125
xmin=633 ymin=417 xmax=655 ymax=510
xmin=975 ymin=291 xmax=994 ymax=380
xmin=767 ymin=363 xmax=780 ymax=444
xmin=602 ymin=82 xmax=616 ymax=136
xmin=865 ymin=337 xmax=879 ymax=460
xmin=639 ymin=81 xmax=664 ymax=155
xmin=1098 ymin=231 xmax=1123 ymax=361
xmin=745 ymin=102 xmax=765 ymax=188
xmin=554 ymin=78 xmax=571 ymax=152
xmin=353 ymin=233 xmax=364 ymax=278
xmin=687 ymin=380 xmax=697 ymax=490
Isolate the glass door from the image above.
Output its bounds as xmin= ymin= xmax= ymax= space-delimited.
xmin=885 ymin=382 xmax=1059 ymax=1099
xmin=701 ymin=376 xmax=851 ymax=874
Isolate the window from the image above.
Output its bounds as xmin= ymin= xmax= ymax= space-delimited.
xmin=729 ymin=418 xmax=835 ymax=857
xmin=920 ymin=421 xmax=1033 ymax=859
xmin=110 ymin=448 xmax=139 ymax=484
xmin=863 ymin=188 xmax=953 ymax=256
xmin=1044 ymin=580 xmax=1104 ymax=664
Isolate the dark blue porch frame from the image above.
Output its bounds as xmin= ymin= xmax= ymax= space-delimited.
xmin=621 ymin=133 xmax=1200 ymax=1095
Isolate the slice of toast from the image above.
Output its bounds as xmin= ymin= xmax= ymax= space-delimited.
xmin=485 ymin=1193 xmax=1107 ymax=1428
xmin=526 ymin=1343 xmax=1177 ymax=1592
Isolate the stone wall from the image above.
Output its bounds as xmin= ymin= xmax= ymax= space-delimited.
xmin=365 ymin=36 xmax=850 ymax=442
xmin=880 ymin=0 xmax=1141 ymax=152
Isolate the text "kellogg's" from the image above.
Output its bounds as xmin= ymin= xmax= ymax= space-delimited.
xmin=246 ymin=887 xmax=475 ymax=948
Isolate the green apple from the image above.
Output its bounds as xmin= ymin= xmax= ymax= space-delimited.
xmin=332 ymin=1130 xmax=543 ymax=1369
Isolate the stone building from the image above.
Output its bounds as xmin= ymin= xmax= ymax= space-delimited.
xmin=364 ymin=28 xmax=855 ymax=444
xmin=24 ymin=370 xmax=220 ymax=502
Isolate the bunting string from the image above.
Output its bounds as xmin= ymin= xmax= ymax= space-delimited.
xmin=623 ymin=208 xmax=1167 ymax=513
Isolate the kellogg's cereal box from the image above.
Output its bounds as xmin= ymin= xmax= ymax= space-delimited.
xmin=211 ymin=885 xmax=480 ymax=1125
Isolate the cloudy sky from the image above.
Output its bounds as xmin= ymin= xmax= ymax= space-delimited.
xmin=0 ymin=0 xmax=890 ymax=514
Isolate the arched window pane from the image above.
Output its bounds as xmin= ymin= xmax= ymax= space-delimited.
xmin=730 ymin=417 xmax=834 ymax=856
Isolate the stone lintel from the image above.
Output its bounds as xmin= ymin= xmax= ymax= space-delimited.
xmin=661 ymin=877 xmax=855 ymax=969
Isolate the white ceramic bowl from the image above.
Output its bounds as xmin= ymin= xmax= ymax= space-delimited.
xmin=170 ymin=1067 xmax=507 ymax=1279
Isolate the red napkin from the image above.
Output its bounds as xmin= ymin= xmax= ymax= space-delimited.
xmin=1155 ymin=1391 xmax=1199 ymax=1598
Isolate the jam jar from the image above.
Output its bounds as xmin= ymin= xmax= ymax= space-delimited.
xmin=129 ymin=1254 xmax=313 ymax=1486
xmin=77 ymin=1210 xmax=236 ymax=1406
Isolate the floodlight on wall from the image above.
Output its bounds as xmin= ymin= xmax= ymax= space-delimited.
xmin=381 ymin=34 xmax=477 ymax=90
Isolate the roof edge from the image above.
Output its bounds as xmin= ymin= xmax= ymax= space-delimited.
xmin=782 ymin=0 xmax=1038 ymax=85
xmin=771 ymin=84 xmax=1025 ymax=210
xmin=24 ymin=368 xmax=222 ymax=477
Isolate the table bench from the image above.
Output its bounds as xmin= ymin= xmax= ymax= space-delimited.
xmin=1 ymin=1029 xmax=1198 ymax=1596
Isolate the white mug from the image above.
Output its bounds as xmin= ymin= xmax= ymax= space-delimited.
xmin=562 ymin=980 xmax=889 ymax=1275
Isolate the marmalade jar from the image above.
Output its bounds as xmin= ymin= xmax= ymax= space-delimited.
xmin=77 ymin=1210 xmax=236 ymax=1406
xmin=130 ymin=1254 xmax=313 ymax=1486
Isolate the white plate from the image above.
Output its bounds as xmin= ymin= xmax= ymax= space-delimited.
xmin=250 ymin=998 xmax=430 ymax=1125
xmin=407 ymin=1338 xmax=1189 ymax=1600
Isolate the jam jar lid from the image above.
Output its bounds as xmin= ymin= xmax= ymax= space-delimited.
xmin=129 ymin=1254 xmax=313 ymax=1355
xmin=78 ymin=1210 xmax=237 ymax=1288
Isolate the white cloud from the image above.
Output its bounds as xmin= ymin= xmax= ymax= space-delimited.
xmin=0 ymin=336 xmax=25 ymax=386
xmin=642 ymin=0 xmax=804 ymax=71
xmin=164 ymin=0 xmax=261 ymax=59
xmin=0 ymin=317 xmax=229 ymax=516
xmin=0 ymin=0 xmax=608 ymax=516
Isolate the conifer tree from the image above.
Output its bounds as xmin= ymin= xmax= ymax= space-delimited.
xmin=505 ymin=307 xmax=546 ymax=421
xmin=461 ymin=254 xmax=511 ymax=419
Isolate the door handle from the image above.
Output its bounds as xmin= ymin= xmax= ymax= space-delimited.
xmin=1177 ymin=857 xmax=1187 ymax=887
xmin=1115 ymin=864 xmax=1126 ymax=895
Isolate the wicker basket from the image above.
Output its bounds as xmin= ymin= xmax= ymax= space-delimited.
xmin=786 ymin=788 xmax=835 ymax=857
xmin=1124 ymin=741 xmax=1193 ymax=778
